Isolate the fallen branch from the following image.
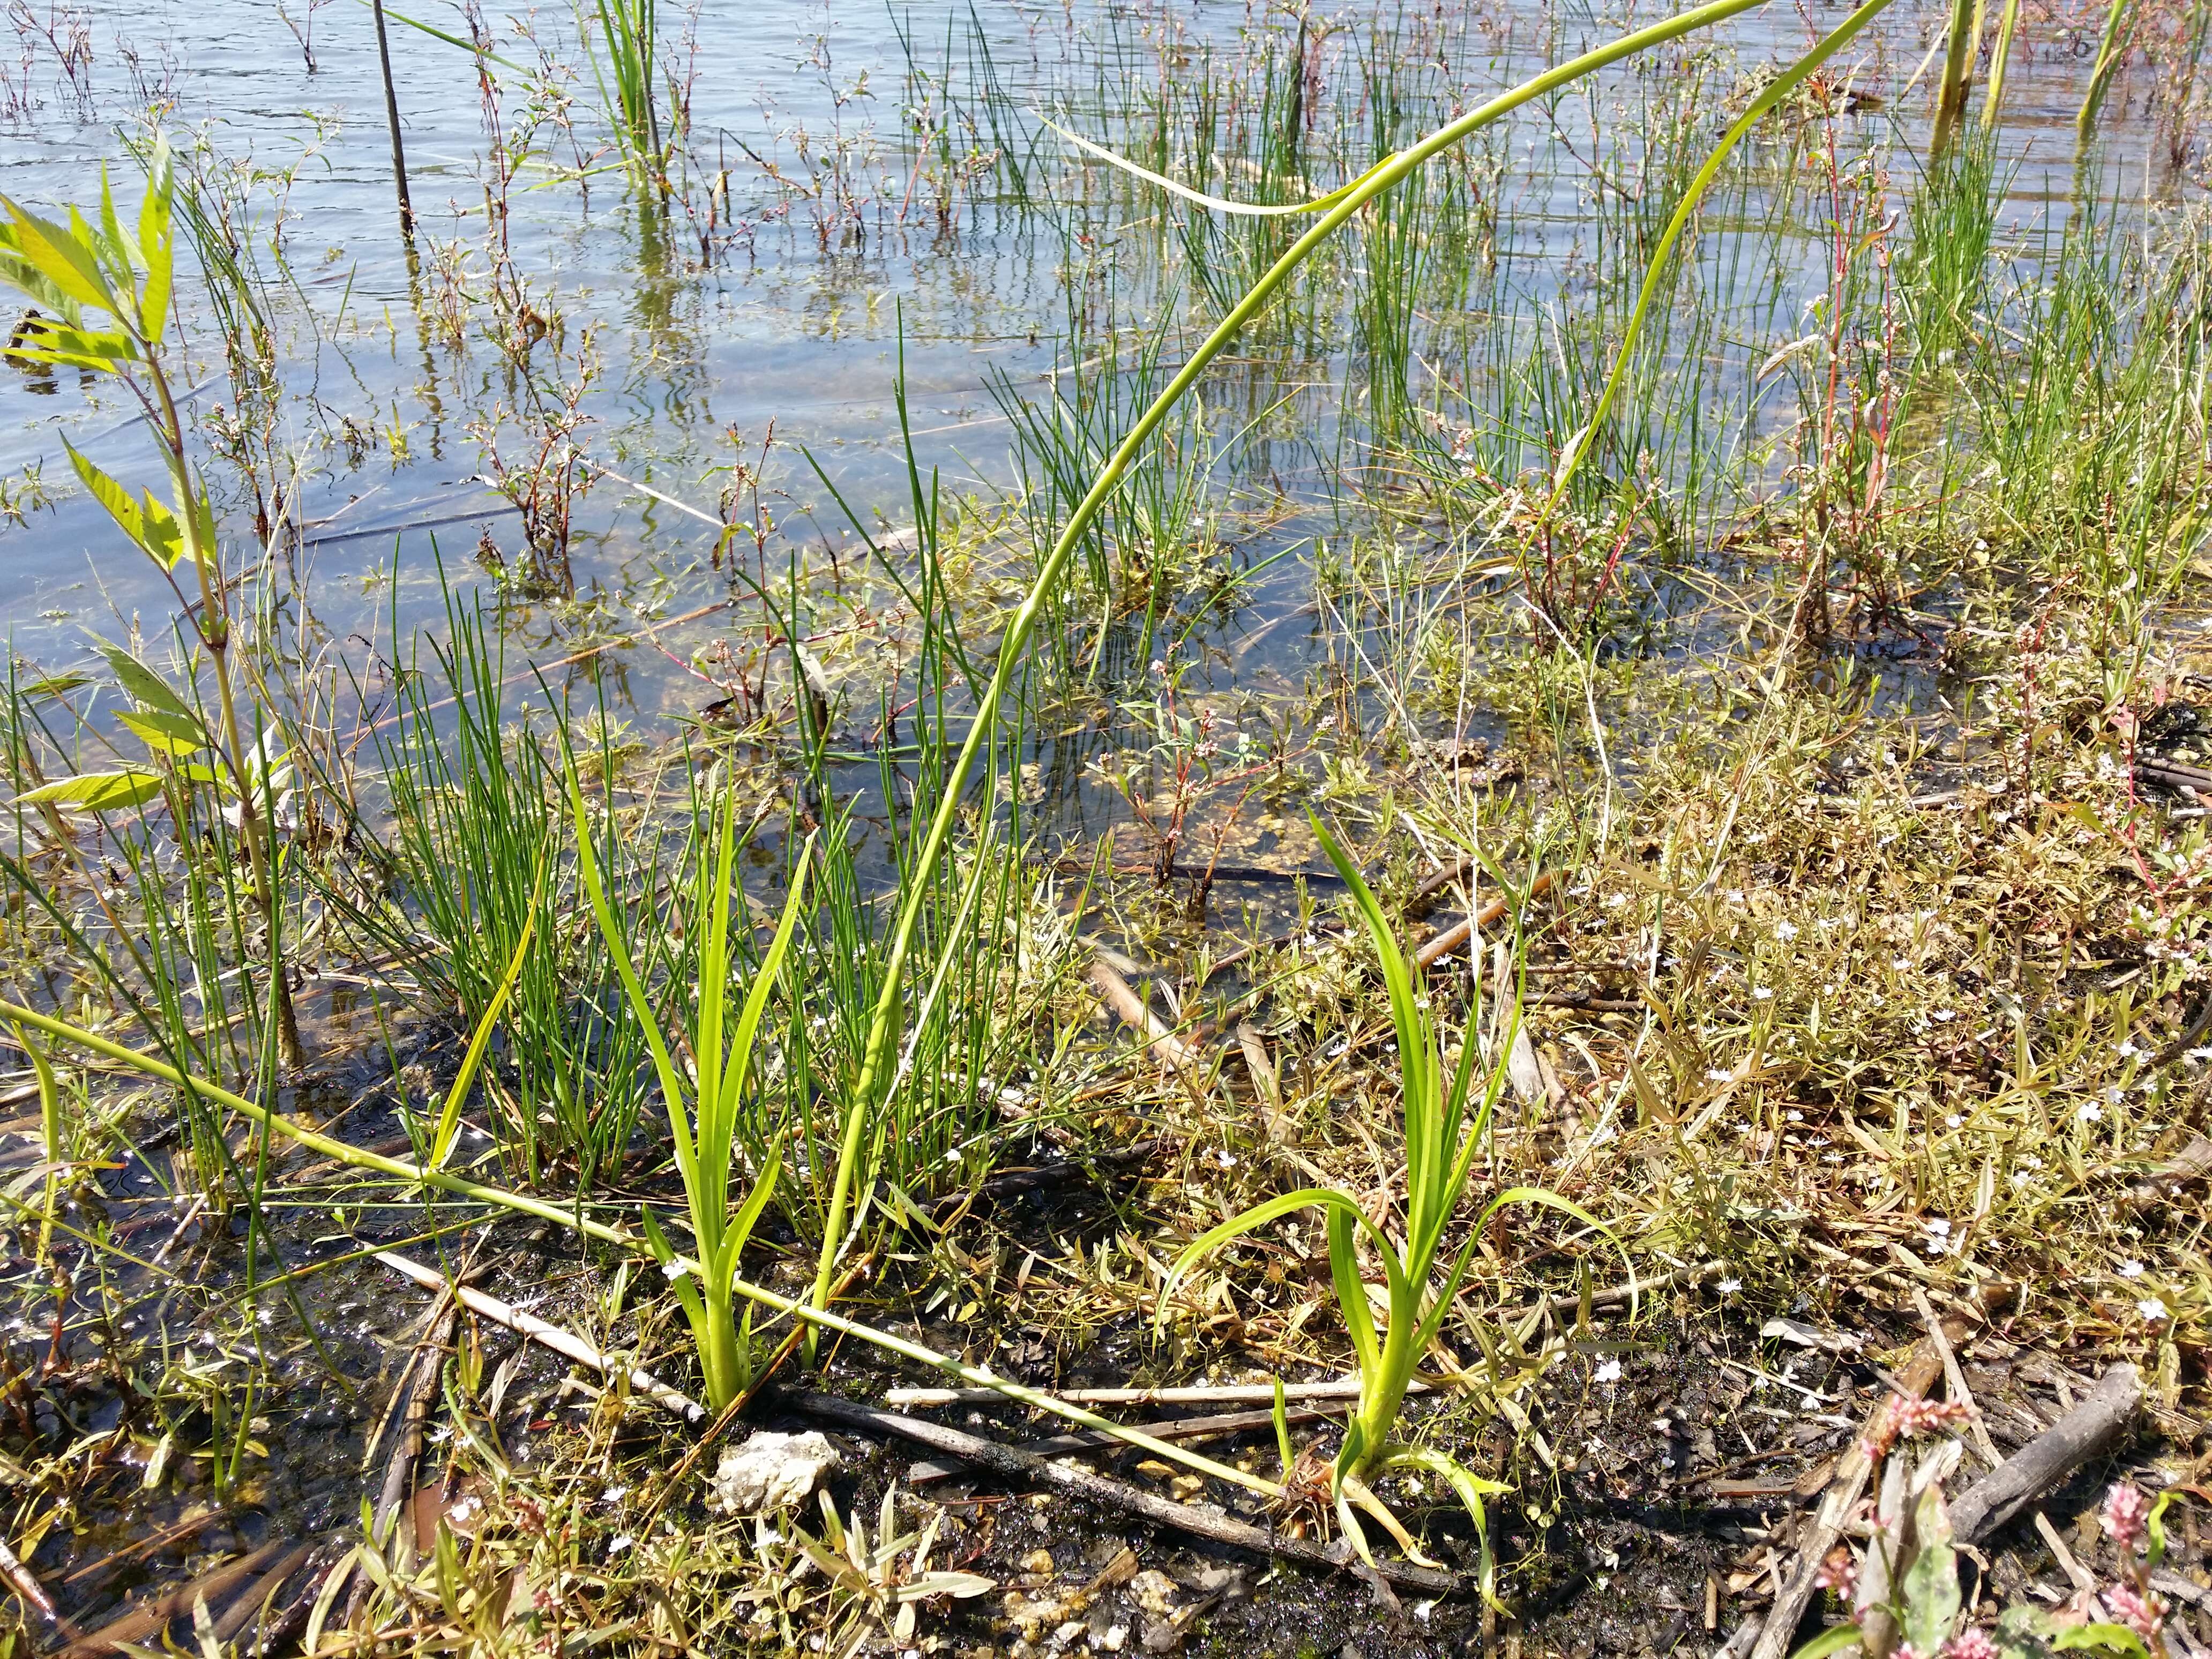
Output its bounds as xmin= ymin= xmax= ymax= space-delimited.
xmin=1948 ymin=1362 xmax=2141 ymax=1545
xmin=376 ymin=1251 xmax=705 ymax=1421
xmin=1415 ymin=871 xmax=1557 ymax=970
xmin=1089 ymin=956 xmax=1202 ymax=1074
xmin=1729 ymin=1318 xmax=1960 ymax=1659
xmin=784 ymin=1389 xmax=1467 ymax=1597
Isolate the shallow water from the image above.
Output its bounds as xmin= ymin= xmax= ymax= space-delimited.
xmin=0 ymin=0 xmax=2180 ymax=721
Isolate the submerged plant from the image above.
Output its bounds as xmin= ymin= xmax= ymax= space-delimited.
xmin=1162 ymin=817 xmax=1600 ymax=1573
xmin=571 ymin=769 xmax=812 ymax=1413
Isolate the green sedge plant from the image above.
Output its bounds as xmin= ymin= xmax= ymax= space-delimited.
xmin=808 ymin=0 xmax=1903 ymax=1349
xmin=569 ymin=766 xmax=812 ymax=1414
xmin=0 ymin=141 xmax=302 ymax=1061
xmin=1160 ymin=816 xmax=1603 ymax=1575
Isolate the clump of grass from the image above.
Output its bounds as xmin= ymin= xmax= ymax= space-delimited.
xmin=571 ymin=766 xmax=812 ymax=1414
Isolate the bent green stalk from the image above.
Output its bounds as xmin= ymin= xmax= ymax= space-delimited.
xmin=0 ymin=996 xmax=1280 ymax=1500
xmin=1544 ymin=0 xmax=1901 ymax=515
xmin=810 ymin=0 xmax=1783 ymax=1349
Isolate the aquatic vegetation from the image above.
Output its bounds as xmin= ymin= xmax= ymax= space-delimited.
xmin=1162 ymin=817 xmax=1596 ymax=1572
xmin=572 ymin=771 xmax=811 ymax=1413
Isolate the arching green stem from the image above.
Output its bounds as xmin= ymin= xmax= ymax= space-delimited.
xmin=811 ymin=0 xmax=1783 ymax=1348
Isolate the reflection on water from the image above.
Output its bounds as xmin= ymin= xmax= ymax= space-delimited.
xmin=0 ymin=0 xmax=2186 ymax=772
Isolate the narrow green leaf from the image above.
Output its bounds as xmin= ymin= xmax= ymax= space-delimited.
xmin=429 ymin=858 xmax=545 ymax=1170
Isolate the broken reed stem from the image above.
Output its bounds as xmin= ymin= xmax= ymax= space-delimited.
xmin=370 ymin=0 xmax=415 ymax=237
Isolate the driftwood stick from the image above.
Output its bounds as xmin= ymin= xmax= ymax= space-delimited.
xmin=906 ymin=1401 xmax=1341 ymax=1484
xmin=784 ymin=1390 xmax=1466 ymax=1597
xmin=1949 ymin=1363 xmax=2141 ymax=1545
xmin=208 ymin=1543 xmax=312 ymax=1645
xmin=1731 ymin=1324 xmax=1956 ymax=1659
xmin=886 ymin=1264 xmax=1705 ymax=1411
xmin=0 ymin=1533 xmax=73 ymax=1639
xmin=375 ymin=1294 xmax=458 ymax=1573
xmin=1415 ymin=871 xmax=1556 ymax=970
xmin=376 ymin=1251 xmax=705 ymax=1421
xmin=59 ymin=1542 xmax=283 ymax=1658
xmin=1089 ymin=957 xmax=1201 ymax=1074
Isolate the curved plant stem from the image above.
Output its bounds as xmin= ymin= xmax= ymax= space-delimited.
xmin=811 ymin=0 xmax=1782 ymax=1351
xmin=0 ymin=997 xmax=1282 ymax=1501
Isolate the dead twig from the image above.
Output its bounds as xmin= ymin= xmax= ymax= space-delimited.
xmin=784 ymin=1389 xmax=1468 ymax=1596
xmin=375 ymin=1250 xmax=704 ymax=1421
xmin=1948 ymin=1363 xmax=2141 ymax=1545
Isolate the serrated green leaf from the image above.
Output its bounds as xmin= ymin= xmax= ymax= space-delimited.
xmin=15 ymin=767 xmax=166 ymax=811
xmin=0 ymin=198 xmax=114 ymax=312
xmin=66 ymin=443 xmax=147 ymax=551
xmin=116 ymin=708 xmax=207 ymax=756
xmin=96 ymin=642 xmax=195 ymax=718
xmin=141 ymin=495 xmax=185 ymax=570
xmin=137 ymin=142 xmax=172 ymax=342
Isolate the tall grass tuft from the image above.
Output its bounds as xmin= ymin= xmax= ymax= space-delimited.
xmin=571 ymin=764 xmax=812 ymax=1414
xmin=1162 ymin=818 xmax=1600 ymax=1579
xmin=585 ymin=0 xmax=663 ymax=180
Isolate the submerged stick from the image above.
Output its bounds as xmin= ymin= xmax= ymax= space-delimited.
xmin=59 ymin=1542 xmax=283 ymax=1658
xmin=376 ymin=1251 xmax=706 ymax=1421
xmin=786 ymin=1390 xmax=1466 ymax=1597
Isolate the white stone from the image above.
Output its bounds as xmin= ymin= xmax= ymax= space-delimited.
xmin=712 ymin=1430 xmax=841 ymax=1514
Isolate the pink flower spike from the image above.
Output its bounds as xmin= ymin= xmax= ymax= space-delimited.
xmin=2104 ymin=1582 xmax=2166 ymax=1639
xmin=2102 ymin=1482 xmax=2151 ymax=1553
xmin=1814 ymin=1548 xmax=1859 ymax=1598
xmin=1944 ymin=1628 xmax=2000 ymax=1659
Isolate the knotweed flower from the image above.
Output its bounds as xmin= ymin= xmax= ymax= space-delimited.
xmin=2103 ymin=1582 xmax=2165 ymax=1639
xmin=1943 ymin=1628 xmax=1999 ymax=1659
xmin=2102 ymin=1482 xmax=2151 ymax=1552
xmin=1813 ymin=1548 xmax=1858 ymax=1598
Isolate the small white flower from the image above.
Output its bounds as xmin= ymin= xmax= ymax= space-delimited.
xmin=2118 ymin=1260 xmax=2145 ymax=1279
xmin=2116 ymin=1040 xmax=2142 ymax=1059
xmin=602 ymin=1486 xmax=629 ymax=1503
xmin=1945 ymin=1114 xmax=1963 ymax=1128
xmin=1717 ymin=1278 xmax=1743 ymax=1296
xmin=1753 ymin=987 xmax=1773 ymax=1001
xmin=608 ymin=1534 xmax=634 ymax=1557
xmin=1594 ymin=1358 xmax=1623 ymax=1383
xmin=2080 ymin=1102 xmax=2104 ymax=1122
xmin=2137 ymin=1297 xmax=2170 ymax=1323
xmin=1774 ymin=921 xmax=1799 ymax=940
xmin=662 ymin=1259 xmax=692 ymax=1281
